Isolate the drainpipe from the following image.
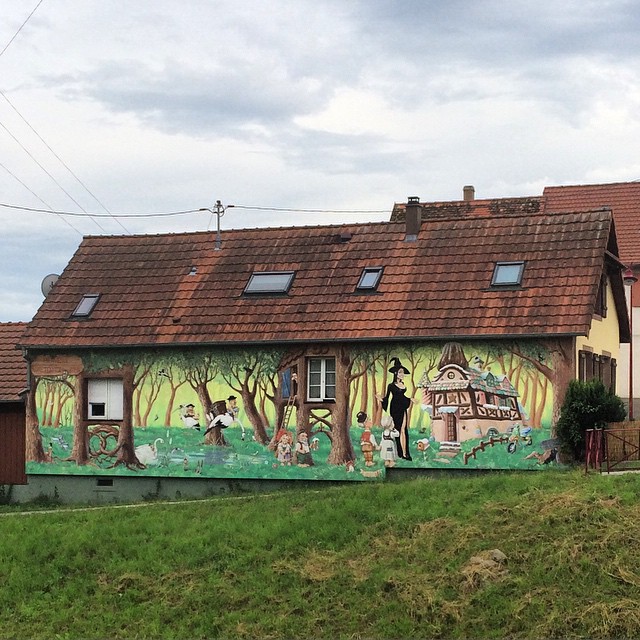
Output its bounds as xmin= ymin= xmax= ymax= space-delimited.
xmin=623 ymin=268 xmax=637 ymax=419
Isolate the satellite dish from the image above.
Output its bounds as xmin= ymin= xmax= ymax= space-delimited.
xmin=41 ymin=274 xmax=59 ymax=297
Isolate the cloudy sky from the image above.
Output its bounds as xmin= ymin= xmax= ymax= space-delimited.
xmin=2 ymin=0 xmax=640 ymax=322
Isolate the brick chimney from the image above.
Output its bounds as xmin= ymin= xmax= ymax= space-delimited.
xmin=463 ymin=185 xmax=475 ymax=201
xmin=405 ymin=196 xmax=422 ymax=241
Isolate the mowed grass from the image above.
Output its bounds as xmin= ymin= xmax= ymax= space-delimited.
xmin=3 ymin=470 xmax=640 ymax=639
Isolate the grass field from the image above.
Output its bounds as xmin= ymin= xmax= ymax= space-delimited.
xmin=3 ymin=469 xmax=640 ymax=639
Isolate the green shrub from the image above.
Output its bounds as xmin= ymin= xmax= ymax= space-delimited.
xmin=556 ymin=379 xmax=626 ymax=461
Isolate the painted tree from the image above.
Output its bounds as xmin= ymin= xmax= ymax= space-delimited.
xmin=109 ymin=364 xmax=145 ymax=469
xmin=324 ymin=346 xmax=373 ymax=465
xmin=81 ymin=351 xmax=144 ymax=469
xmin=133 ymin=362 xmax=165 ymax=427
xmin=217 ymin=348 xmax=284 ymax=445
xmin=158 ymin=363 xmax=188 ymax=427
xmin=25 ymin=377 xmax=46 ymax=463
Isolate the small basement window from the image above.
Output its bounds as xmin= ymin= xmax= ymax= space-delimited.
xmin=491 ymin=261 xmax=525 ymax=286
xmin=357 ymin=267 xmax=383 ymax=291
xmin=71 ymin=294 xmax=100 ymax=317
xmin=244 ymin=271 xmax=295 ymax=294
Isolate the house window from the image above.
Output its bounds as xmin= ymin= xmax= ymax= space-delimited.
xmin=578 ymin=350 xmax=616 ymax=391
xmin=307 ymin=357 xmax=336 ymax=401
xmin=87 ymin=379 xmax=124 ymax=420
xmin=71 ymin=294 xmax=100 ymax=318
xmin=244 ymin=271 xmax=295 ymax=294
xmin=357 ymin=267 xmax=383 ymax=291
xmin=595 ymin=275 xmax=607 ymax=317
xmin=491 ymin=261 xmax=525 ymax=286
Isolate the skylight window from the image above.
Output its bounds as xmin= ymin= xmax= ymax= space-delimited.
xmin=491 ymin=261 xmax=525 ymax=286
xmin=71 ymin=294 xmax=100 ymax=317
xmin=357 ymin=267 xmax=383 ymax=291
xmin=244 ymin=271 xmax=295 ymax=294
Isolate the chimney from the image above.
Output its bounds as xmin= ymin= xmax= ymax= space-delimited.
xmin=463 ymin=185 xmax=475 ymax=201
xmin=405 ymin=196 xmax=422 ymax=241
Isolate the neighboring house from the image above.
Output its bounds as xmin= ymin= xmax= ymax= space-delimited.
xmin=18 ymin=200 xmax=629 ymax=480
xmin=0 ymin=322 xmax=27 ymax=485
xmin=543 ymin=182 xmax=640 ymax=417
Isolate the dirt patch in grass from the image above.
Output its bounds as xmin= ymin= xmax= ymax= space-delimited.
xmin=460 ymin=548 xmax=509 ymax=593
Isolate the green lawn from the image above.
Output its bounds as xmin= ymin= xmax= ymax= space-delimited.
xmin=2 ymin=469 xmax=640 ymax=639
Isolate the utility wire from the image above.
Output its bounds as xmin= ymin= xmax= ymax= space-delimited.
xmin=0 ymin=118 xmax=107 ymax=231
xmin=0 ymin=0 xmax=44 ymax=59
xmin=0 ymin=162 xmax=83 ymax=234
xmin=0 ymin=90 xmax=131 ymax=234
xmin=0 ymin=202 xmax=202 ymax=218
xmin=233 ymin=204 xmax=389 ymax=214
xmin=0 ymin=201 xmax=392 ymax=219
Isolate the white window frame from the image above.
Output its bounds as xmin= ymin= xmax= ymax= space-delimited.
xmin=87 ymin=378 xmax=124 ymax=420
xmin=307 ymin=357 xmax=336 ymax=402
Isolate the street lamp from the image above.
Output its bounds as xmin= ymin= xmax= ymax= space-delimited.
xmin=199 ymin=201 xmax=234 ymax=251
xmin=623 ymin=268 xmax=638 ymax=419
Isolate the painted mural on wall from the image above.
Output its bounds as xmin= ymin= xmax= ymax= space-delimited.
xmin=25 ymin=341 xmax=564 ymax=480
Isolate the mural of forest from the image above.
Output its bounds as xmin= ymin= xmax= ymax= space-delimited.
xmin=25 ymin=340 xmax=566 ymax=480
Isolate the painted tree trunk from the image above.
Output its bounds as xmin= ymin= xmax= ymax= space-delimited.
xmin=69 ymin=374 xmax=90 ymax=465
xmin=164 ymin=385 xmax=179 ymax=427
xmin=25 ymin=381 xmax=46 ymax=463
xmin=241 ymin=388 xmax=269 ymax=444
xmin=113 ymin=366 xmax=144 ymax=469
xmin=197 ymin=382 xmax=227 ymax=447
xmin=327 ymin=351 xmax=356 ymax=465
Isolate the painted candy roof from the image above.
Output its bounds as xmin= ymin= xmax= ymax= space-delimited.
xmin=426 ymin=365 xmax=519 ymax=397
xmin=20 ymin=207 xmax=624 ymax=349
xmin=0 ymin=323 xmax=27 ymax=401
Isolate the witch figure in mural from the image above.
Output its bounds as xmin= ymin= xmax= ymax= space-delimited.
xmin=377 ymin=357 xmax=417 ymax=461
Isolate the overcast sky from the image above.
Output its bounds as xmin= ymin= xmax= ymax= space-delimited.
xmin=2 ymin=0 xmax=640 ymax=322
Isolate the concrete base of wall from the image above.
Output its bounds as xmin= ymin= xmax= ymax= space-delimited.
xmin=1 ymin=475 xmax=291 ymax=505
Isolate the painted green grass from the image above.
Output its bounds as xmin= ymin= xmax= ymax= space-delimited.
xmin=3 ymin=470 xmax=640 ymax=639
xmin=28 ymin=424 xmax=554 ymax=481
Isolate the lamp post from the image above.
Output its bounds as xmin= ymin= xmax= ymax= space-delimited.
xmin=623 ymin=268 xmax=638 ymax=419
xmin=199 ymin=201 xmax=234 ymax=250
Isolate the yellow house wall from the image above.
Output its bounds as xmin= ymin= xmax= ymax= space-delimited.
xmin=575 ymin=276 xmax=621 ymax=378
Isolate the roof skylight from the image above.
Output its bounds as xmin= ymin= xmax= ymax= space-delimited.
xmin=244 ymin=271 xmax=295 ymax=294
xmin=491 ymin=261 xmax=525 ymax=286
xmin=71 ymin=294 xmax=100 ymax=317
xmin=357 ymin=267 xmax=383 ymax=291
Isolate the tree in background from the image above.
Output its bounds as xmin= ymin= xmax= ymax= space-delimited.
xmin=556 ymin=379 xmax=626 ymax=461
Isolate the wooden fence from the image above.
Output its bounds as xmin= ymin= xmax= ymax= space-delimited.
xmin=585 ymin=425 xmax=640 ymax=474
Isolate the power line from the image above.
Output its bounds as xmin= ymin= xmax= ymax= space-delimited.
xmin=0 ymin=0 xmax=44 ymax=59
xmin=232 ymin=204 xmax=390 ymax=214
xmin=0 ymin=118 xmax=107 ymax=232
xmin=0 ymin=202 xmax=202 ymax=218
xmin=0 ymin=90 xmax=131 ymax=234
xmin=0 ymin=201 xmax=392 ymax=219
xmin=0 ymin=162 xmax=83 ymax=234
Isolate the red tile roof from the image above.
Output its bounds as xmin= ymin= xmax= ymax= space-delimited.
xmin=20 ymin=208 xmax=621 ymax=349
xmin=543 ymin=182 xmax=640 ymax=266
xmin=391 ymin=196 xmax=544 ymax=221
xmin=0 ymin=323 xmax=27 ymax=401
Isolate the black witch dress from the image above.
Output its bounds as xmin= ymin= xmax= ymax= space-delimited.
xmin=381 ymin=382 xmax=412 ymax=460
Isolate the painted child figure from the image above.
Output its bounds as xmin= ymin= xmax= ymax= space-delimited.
xmin=357 ymin=411 xmax=378 ymax=467
xmin=379 ymin=414 xmax=400 ymax=468
xmin=276 ymin=431 xmax=293 ymax=466
xmin=295 ymin=432 xmax=314 ymax=467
